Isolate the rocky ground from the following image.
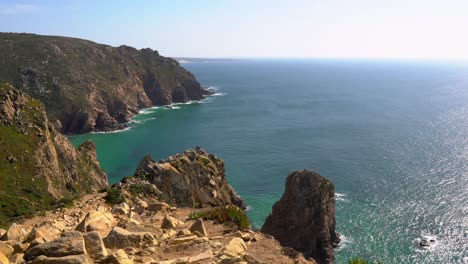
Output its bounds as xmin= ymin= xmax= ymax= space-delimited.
xmin=0 ymin=192 xmax=314 ymax=264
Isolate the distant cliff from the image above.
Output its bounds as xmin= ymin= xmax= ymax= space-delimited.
xmin=0 ymin=33 xmax=210 ymax=134
xmin=0 ymin=83 xmax=107 ymax=227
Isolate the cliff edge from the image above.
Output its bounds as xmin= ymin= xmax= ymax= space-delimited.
xmin=0 ymin=83 xmax=107 ymax=227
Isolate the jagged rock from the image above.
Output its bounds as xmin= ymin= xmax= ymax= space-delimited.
xmin=0 ymin=242 xmax=13 ymax=258
xmin=219 ymin=237 xmax=247 ymax=258
xmin=134 ymin=199 xmax=148 ymax=214
xmin=100 ymin=249 xmax=132 ymax=264
xmin=158 ymin=249 xmax=213 ymax=264
xmin=1 ymin=224 xmax=29 ymax=243
xmin=233 ymin=231 xmax=254 ymax=242
xmin=83 ymin=231 xmax=108 ymax=261
xmin=189 ymin=219 xmax=208 ymax=237
xmin=4 ymin=241 xmax=28 ymax=254
xmin=261 ymin=170 xmax=340 ymax=264
xmin=76 ymin=211 xmax=116 ymax=232
xmin=161 ymin=215 xmax=183 ymax=229
xmin=134 ymin=149 xmax=246 ymax=209
xmin=0 ymin=252 xmax=8 ymax=264
xmin=26 ymin=225 xmax=61 ymax=244
xmin=26 ymin=254 xmax=93 ymax=264
xmin=0 ymin=230 xmax=5 ymax=238
xmin=24 ymin=231 xmax=85 ymax=261
xmin=104 ymin=227 xmax=157 ymax=249
xmin=112 ymin=202 xmax=130 ymax=215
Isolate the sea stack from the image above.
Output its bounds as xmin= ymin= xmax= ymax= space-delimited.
xmin=261 ymin=170 xmax=340 ymax=264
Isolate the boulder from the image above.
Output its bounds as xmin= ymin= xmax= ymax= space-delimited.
xmin=4 ymin=241 xmax=28 ymax=254
xmin=83 ymin=231 xmax=108 ymax=261
xmin=134 ymin=149 xmax=246 ymax=209
xmin=161 ymin=215 xmax=182 ymax=229
xmin=104 ymin=227 xmax=157 ymax=249
xmin=112 ymin=203 xmax=130 ymax=215
xmin=0 ymin=252 xmax=8 ymax=264
xmin=147 ymin=202 xmax=170 ymax=213
xmin=100 ymin=249 xmax=133 ymax=264
xmin=220 ymin=237 xmax=247 ymax=258
xmin=168 ymin=235 xmax=198 ymax=246
xmin=189 ymin=219 xmax=208 ymax=237
xmin=76 ymin=211 xmax=116 ymax=232
xmin=1 ymin=224 xmax=29 ymax=243
xmin=0 ymin=243 xmax=13 ymax=258
xmin=25 ymin=254 xmax=93 ymax=264
xmin=261 ymin=170 xmax=340 ymax=264
xmin=24 ymin=231 xmax=85 ymax=261
xmin=26 ymin=225 xmax=61 ymax=244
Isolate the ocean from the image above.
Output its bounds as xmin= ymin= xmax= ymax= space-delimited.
xmin=70 ymin=59 xmax=468 ymax=263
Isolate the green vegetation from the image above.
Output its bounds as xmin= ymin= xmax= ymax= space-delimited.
xmin=104 ymin=188 xmax=125 ymax=205
xmin=189 ymin=206 xmax=250 ymax=229
xmin=348 ymin=257 xmax=383 ymax=264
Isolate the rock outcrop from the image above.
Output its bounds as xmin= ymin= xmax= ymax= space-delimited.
xmin=261 ymin=170 xmax=340 ymax=264
xmin=0 ymin=33 xmax=213 ymax=134
xmin=133 ymin=147 xmax=246 ymax=209
xmin=0 ymin=84 xmax=107 ymax=227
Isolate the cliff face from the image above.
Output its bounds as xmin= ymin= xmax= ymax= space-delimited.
xmin=0 ymin=83 xmax=107 ymax=227
xmin=133 ymin=147 xmax=246 ymax=209
xmin=0 ymin=33 xmax=210 ymax=134
xmin=261 ymin=170 xmax=340 ymax=264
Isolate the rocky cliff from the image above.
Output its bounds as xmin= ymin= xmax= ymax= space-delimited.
xmin=133 ymin=147 xmax=246 ymax=209
xmin=0 ymin=33 xmax=211 ymax=134
xmin=0 ymin=83 xmax=107 ymax=227
xmin=261 ymin=170 xmax=340 ymax=264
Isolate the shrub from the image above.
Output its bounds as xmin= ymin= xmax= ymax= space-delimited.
xmin=104 ymin=188 xmax=125 ymax=205
xmin=188 ymin=206 xmax=250 ymax=229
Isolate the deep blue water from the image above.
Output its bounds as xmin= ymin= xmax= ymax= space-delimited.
xmin=71 ymin=59 xmax=468 ymax=263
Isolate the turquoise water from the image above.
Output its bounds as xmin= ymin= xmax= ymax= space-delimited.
xmin=70 ymin=59 xmax=468 ymax=263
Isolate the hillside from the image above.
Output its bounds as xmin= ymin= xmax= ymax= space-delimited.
xmin=0 ymin=83 xmax=107 ymax=227
xmin=0 ymin=33 xmax=211 ymax=134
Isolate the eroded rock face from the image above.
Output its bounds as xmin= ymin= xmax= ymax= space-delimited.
xmin=134 ymin=148 xmax=246 ymax=209
xmin=0 ymin=33 xmax=211 ymax=133
xmin=0 ymin=84 xmax=107 ymax=227
xmin=261 ymin=170 xmax=340 ymax=264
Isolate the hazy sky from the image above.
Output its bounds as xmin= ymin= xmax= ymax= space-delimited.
xmin=1 ymin=0 xmax=468 ymax=59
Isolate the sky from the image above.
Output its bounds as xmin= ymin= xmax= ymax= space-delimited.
xmin=1 ymin=0 xmax=468 ymax=59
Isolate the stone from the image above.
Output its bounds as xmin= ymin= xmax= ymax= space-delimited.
xmin=233 ymin=231 xmax=254 ymax=242
xmin=176 ymin=229 xmax=192 ymax=237
xmin=26 ymin=254 xmax=93 ymax=264
xmin=4 ymin=241 xmax=28 ymax=254
xmin=0 ymin=230 xmax=5 ymax=238
xmin=158 ymin=249 xmax=213 ymax=264
xmin=189 ymin=219 xmax=208 ymax=237
xmin=83 ymin=231 xmax=108 ymax=261
xmin=161 ymin=215 xmax=182 ymax=229
xmin=220 ymin=237 xmax=247 ymax=258
xmin=104 ymin=227 xmax=157 ymax=249
xmin=1 ymin=224 xmax=29 ymax=242
xmin=9 ymin=253 xmax=23 ymax=264
xmin=112 ymin=202 xmax=130 ymax=215
xmin=261 ymin=170 xmax=340 ymax=264
xmin=0 ymin=242 xmax=14 ymax=258
xmin=100 ymin=249 xmax=133 ymax=264
xmin=26 ymin=226 xmax=60 ymax=244
xmin=147 ymin=202 xmax=169 ymax=212
xmin=168 ymin=235 xmax=198 ymax=246
xmin=24 ymin=231 xmax=85 ymax=261
xmin=76 ymin=211 xmax=116 ymax=232
xmin=0 ymin=252 xmax=8 ymax=264
xmin=134 ymin=199 xmax=148 ymax=214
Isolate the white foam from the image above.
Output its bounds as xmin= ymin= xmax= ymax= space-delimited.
xmin=245 ymin=205 xmax=253 ymax=212
xmin=335 ymin=234 xmax=352 ymax=251
xmin=91 ymin=126 xmax=132 ymax=134
xmin=335 ymin=193 xmax=350 ymax=202
xmin=210 ymin=92 xmax=227 ymax=96
xmin=413 ymin=234 xmax=439 ymax=252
